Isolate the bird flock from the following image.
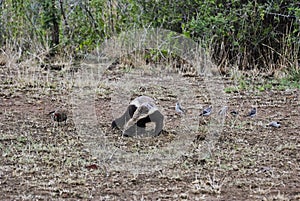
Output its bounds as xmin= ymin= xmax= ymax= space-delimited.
xmin=47 ymin=102 xmax=281 ymax=129
xmin=175 ymin=102 xmax=281 ymax=128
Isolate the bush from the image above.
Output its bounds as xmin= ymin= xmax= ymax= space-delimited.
xmin=185 ymin=0 xmax=300 ymax=71
xmin=0 ymin=0 xmax=299 ymax=72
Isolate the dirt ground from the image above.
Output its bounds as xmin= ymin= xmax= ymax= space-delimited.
xmin=0 ymin=62 xmax=299 ymax=200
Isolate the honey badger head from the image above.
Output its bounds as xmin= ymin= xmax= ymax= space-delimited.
xmin=111 ymin=96 xmax=164 ymax=137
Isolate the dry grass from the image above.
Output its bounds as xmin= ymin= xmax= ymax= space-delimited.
xmin=0 ymin=53 xmax=299 ymax=200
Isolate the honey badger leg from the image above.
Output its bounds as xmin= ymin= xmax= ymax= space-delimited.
xmin=148 ymin=110 xmax=164 ymax=136
xmin=122 ymin=115 xmax=150 ymax=137
xmin=123 ymin=118 xmax=148 ymax=137
xmin=111 ymin=105 xmax=137 ymax=129
xmin=123 ymin=110 xmax=164 ymax=137
xmin=136 ymin=116 xmax=150 ymax=127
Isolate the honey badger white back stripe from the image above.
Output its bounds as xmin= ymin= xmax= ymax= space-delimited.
xmin=124 ymin=96 xmax=159 ymax=131
xmin=130 ymin=96 xmax=157 ymax=109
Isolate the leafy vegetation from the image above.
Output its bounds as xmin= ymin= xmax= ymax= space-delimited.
xmin=225 ymin=75 xmax=300 ymax=93
xmin=0 ymin=0 xmax=299 ymax=73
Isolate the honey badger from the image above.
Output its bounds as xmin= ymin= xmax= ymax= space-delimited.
xmin=111 ymin=96 xmax=164 ymax=136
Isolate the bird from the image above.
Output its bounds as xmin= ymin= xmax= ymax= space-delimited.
xmin=268 ymin=121 xmax=281 ymax=128
xmin=48 ymin=109 xmax=68 ymax=125
xmin=175 ymin=102 xmax=185 ymax=115
xmin=218 ymin=106 xmax=228 ymax=116
xmin=200 ymin=105 xmax=212 ymax=116
xmin=230 ymin=110 xmax=239 ymax=116
xmin=246 ymin=107 xmax=257 ymax=118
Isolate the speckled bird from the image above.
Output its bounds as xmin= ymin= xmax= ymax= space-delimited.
xmin=48 ymin=109 xmax=67 ymax=125
xmin=218 ymin=106 xmax=228 ymax=116
xmin=175 ymin=102 xmax=185 ymax=115
xmin=230 ymin=110 xmax=239 ymax=116
xmin=246 ymin=107 xmax=257 ymax=118
xmin=200 ymin=105 xmax=212 ymax=116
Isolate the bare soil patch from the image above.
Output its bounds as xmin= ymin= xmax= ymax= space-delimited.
xmin=0 ymin=64 xmax=299 ymax=200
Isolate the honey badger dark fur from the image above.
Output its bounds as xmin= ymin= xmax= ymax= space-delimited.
xmin=111 ymin=96 xmax=164 ymax=136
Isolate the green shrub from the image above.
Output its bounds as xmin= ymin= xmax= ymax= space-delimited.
xmin=186 ymin=0 xmax=300 ymax=71
xmin=0 ymin=0 xmax=299 ymax=72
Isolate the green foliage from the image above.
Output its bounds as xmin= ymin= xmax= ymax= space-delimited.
xmin=288 ymin=67 xmax=300 ymax=82
xmin=0 ymin=0 xmax=299 ymax=71
xmin=186 ymin=0 xmax=300 ymax=70
xmin=224 ymin=87 xmax=238 ymax=93
xmin=137 ymin=0 xmax=199 ymax=32
xmin=40 ymin=0 xmax=59 ymax=30
xmin=1 ymin=0 xmax=31 ymax=47
xmin=143 ymin=49 xmax=170 ymax=63
xmin=225 ymin=75 xmax=299 ymax=94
